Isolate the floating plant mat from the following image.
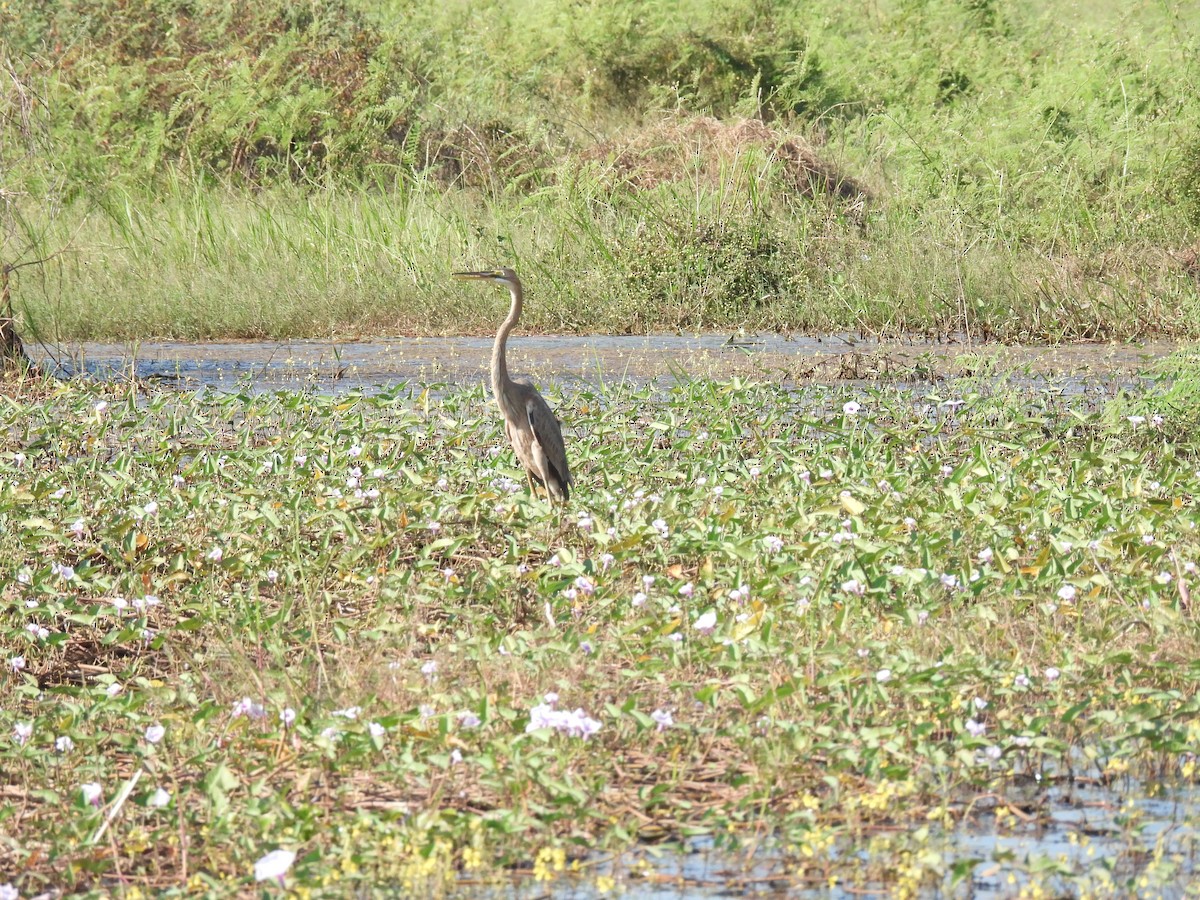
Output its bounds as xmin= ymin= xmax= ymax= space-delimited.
xmin=1 ymin=365 xmax=1199 ymax=896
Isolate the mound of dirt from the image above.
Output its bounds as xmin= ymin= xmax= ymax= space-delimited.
xmin=581 ymin=116 xmax=870 ymax=204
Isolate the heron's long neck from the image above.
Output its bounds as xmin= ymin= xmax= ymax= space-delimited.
xmin=490 ymin=279 xmax=523 ymax=402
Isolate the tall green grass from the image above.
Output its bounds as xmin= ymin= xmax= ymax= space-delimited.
xmin=3 ymin=0 xmax=1200 ymax=340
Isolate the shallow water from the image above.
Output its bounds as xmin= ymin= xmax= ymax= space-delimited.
xmin=34 ymin=334 xmax=1181 ymax=394
xmin=453 ymin=779 xmax=1200 ymax=898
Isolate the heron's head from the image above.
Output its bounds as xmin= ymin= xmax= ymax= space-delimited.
xmin=452 ymin=267 xmax=518 ymax=287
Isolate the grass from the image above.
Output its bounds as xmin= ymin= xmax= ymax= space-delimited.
xmin=1 ymin=0 xmax=1199 ymax=341
xmin=2 ymin=361 xmax=1200 ymax=896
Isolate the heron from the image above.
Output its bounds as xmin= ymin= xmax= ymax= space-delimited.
xmin=452 ymin=268 xmax=573 ymax=503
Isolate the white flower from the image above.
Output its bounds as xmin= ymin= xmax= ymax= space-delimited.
xmin=965 ymin=719 xmax=986 ymax=738
xmin=840 ymin=579 xmax=865 ymax=596
xmin=450 ymin=748 xmax=463 ymax=765
xmin=600 ymin=553 xmax=615 ymax=570
xmin=233 ymin=697 xmax=268 ymax=719
xmin=148 ymin=788 xmax=171 ymax=808
xmin=875 ymin=669 xmax=893 ymax=683
xmin=978 ymin=547 xmax=994 ymax=563
xmin=9 ymin=656 xmax=24 ymax=673
xmin=631 ymin=591 xmax=647 ymax=608
xmin=0 ymin=885 xmax=15 ymax=900
xmin=973 ymin=697 xmax=988 ymax=711
xmin=543 ymin=692 xmax=559 ymax=707
xmin=693 ymin=610 xmax=717 ymax=635
xmin=144 ymin=724 xmax=165 ymax=744
xmin=1127 ymin=415 xmax=1145 ymax=426
xmin=1044 ymin=667 xmax=1061 ymax=682
xmin=70 ymin=519 xmax=86 ymax=538
xmin=764 ymin=535 xmax=784 ymax=554
xmin=1056 ymin=584 xmax=1077 ymax=601
xmin=280 ymin=708 xmax=296 ymax=727
xmin=105 ymin=683 xmax=122 ymax=698
xmin=368 ymin=721 xmax=386 ymax=739
xmin=13 ymin=722 xmax=32 ymax=745
xmin=983 ymin=745 xmax=1002 ymax=761
xmin=331 ymin=706 xmax=361 ymax=720
xmin=81 ymin=782 xmax=103 ymax=806
xmin=842 ymin=400 xmax=862 ymax=416
xmin=458 ymin=712 xmax=481 ymax=729
xmin=56 ymin=735 xmax=75 ymax=753
xmin=526 ymin=703 xmax=601 ymax=738
xmin=651 ymin=708 xmax=674 ymax=731
xmin=206 ymin=547 xmax=223 ymax=563
xmin=1014 ymin=674 xmax=1031 ymax=688
xmin=679 ymin=582 xmax=694 ymax=598
xmin=254 ymin=848 xmax=296 ymax=883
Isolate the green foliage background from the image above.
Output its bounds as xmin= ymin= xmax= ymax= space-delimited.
xmin=2 ymin=0 xmax=1199 ymax=339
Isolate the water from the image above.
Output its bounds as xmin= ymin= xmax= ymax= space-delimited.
xmin=33 ymin=334 xmax=1180 ymax=394
xmin=451 ymin=778 xmax=1200 ymax=898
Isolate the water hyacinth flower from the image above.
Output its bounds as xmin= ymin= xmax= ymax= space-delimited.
xmin=144 ymin=724 xmax=165 ymax=744
xmin=254 ymin=848 xmax=296 ymax=885
xmin=693 ymin=610 xmax=717 ymax=635
xmin=526 ymin=703 xmax=601 ymax=738
xmin=148 ymin=787 xmax=171 ymax=808
xmin=81 ymin=782 xmax=103 ymax=807
xmin=233 ymin=697 xmax=268 ymax=720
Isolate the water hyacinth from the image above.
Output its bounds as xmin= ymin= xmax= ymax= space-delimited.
xmin=3 ymin=368 xmax=1200 ymax=892
xmin=526 ymin=703 xmax=602 ymax=738
xmin=254 ymin=848 xmax=296 ymax=885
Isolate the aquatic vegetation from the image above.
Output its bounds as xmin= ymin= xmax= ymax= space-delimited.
xmin=1 ymin=375 xmax=1199 ymax=895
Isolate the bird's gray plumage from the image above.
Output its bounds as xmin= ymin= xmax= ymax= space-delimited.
xmin=452 ymin=267 xmax=573 ymax=502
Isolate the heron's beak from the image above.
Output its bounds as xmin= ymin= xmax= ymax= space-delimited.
xmin=452 ymin=270 xmax=502 ymax=280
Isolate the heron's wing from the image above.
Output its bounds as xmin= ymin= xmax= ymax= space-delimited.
xmin=525 ymin=390 xmax=573 ymax=492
